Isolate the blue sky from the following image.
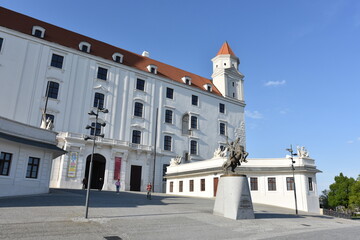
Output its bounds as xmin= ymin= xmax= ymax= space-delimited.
xmin=2 ymin=0 xmax=359 ymax=191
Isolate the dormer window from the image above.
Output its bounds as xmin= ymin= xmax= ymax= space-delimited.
xmin=182 ymin=76 xmax=192 ymax=85
xmin=79 ymin=42 xmax=91 ymax=53
xmin=32 ymin=26 xmax=45 ymax=38
xmin=112 ymin=53 xmax=123 ymax=63
xmin=147 ymin=64 xmax=157 ymax=74
xmin=203 ymin=84 xmax=212 ymax=92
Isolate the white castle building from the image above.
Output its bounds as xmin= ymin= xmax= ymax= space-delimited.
xmin=0 ymin=7 xmax=246 ymax=193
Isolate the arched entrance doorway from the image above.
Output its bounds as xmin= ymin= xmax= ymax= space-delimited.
xmin=85 ymin=154 xmax=106 ymax=189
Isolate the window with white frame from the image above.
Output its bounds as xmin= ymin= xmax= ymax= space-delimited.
xmin=94 ymin=92 xmax=105 ymax=109
xmin=219 ymin=103 xmax=225 ymax=113
xmin=46 ymin=81 xmax=59 ymax=99
xmin=97 ymin=67 xmax=108 ymax=80
xmin=165 ymin=109 xmax=173 ymax=124
xmin=191 ymin=95 xmax=198 ymax=106
xmin=219 ymin=122 xmax=226 ymax=135
xmin=164 ymin=135 xmax=172 ymax=151
xmin=134 ymin=102 xmax=143 ymax=117
xmin=268 ymin=177 xmax=276 ymax=191
xmin=286 ymin=177 xmax=294 ymax=191
xmin=132 ymin=130 xmax=141 ymax=144
xmin=166 ymin=87 xmax=174 ymax=99
xmin=26 ymin=157 xmax=40 ymax=179
xmin=32 ymin=26 xmax=45 ymax=38
xmin=308 ymin=177 xmax=313 ymax=191
xmin=182 ymin=76 xmax=191 ymax=85
xmin=136 ymin=78 xmax=145 ymax=91
xmin=50 ymin=53 xmax=64 ymax=69
xmin=0 ymin=152 xmax=12 ymax=176
xmin=79 ymin=41 xmax=91 ymax=53
xmin=190 ymin=116 xmax=198 ymax=129
xmin=250 ymin=177 xmax=258 ymax=191
xmin=112 ymin=52 xmax=123 ymax=63
xmin=190 ymin=140 xmax=197 ymax=155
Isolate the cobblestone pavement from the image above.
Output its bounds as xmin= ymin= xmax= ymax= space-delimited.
xmin=0 ymin=189 xmax=359 ymax=240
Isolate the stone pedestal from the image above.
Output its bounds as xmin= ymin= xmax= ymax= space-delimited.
xmin=213 ymin=174 xmax=255 ymax=220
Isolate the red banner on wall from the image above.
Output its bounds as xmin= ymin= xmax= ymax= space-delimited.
xmin=114 ymin=157 xmax=121 ymax=180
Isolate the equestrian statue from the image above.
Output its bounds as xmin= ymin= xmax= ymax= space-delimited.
xmin=222 ymin=137 xmax=249 ymax=174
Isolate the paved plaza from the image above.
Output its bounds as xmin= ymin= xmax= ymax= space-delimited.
xmin=0 ymin=189 xmax=359 ymax=240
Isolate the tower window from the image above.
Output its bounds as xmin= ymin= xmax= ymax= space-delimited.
xmin=136 ymin=79 xmax=145 ymax=91
xmin=164 ymin=135 xmax=172 ymax=151
xmin=165 ymin=110 xmax=173 ymax=124
xmin=219 ymin=103 xmax=225 ymax=113
xmin=190 ymin=140 xmax=197 ymax=155
xmin=50 ymin=54 xmax=64 ymax=69
xmin=97 ymin=67 xmax=108 ymax=80
xmin=94 ymin=92 xmax=105 ymax=109
xmin=219 ymin=122 xmax=226 ymax=135
xmin=166 ymin=87 xmax=174 ymax=99
xmin=46 ymin=81 xmax=59 ymax=99
xmin=191 ymin=95 xmax=198 ymax=106
xmin=190 ymin=116 xmax=198 ymax=129
xmin=134 ymin=102 xmax=144 ymax=117
xmin=132 ymin=130 xmax=141 ymax=144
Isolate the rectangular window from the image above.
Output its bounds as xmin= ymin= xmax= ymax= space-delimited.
xmin=190 ymin=116 xmax=197 ymax=129
xmin=191 ymin=95 xmax=198 ymax=106
xmin=165 ymin=109 xmax=173 ymax=124
xmin=201 ymin=179 xmax=205 ymax=191
xmin=219 ymin=103 xmax=225 ymax=113
xmin=94 ymin=92 xmax=105 ymax=109
xmin=45 ymin=114 xmax=55 ymax=124
xmin=46 ymin=81 xmax=59 ymax=99
xmin=162 ymin=164 xmax=169 ymax=181
xmin=26 ymin=157 xmax=40 ymax=179
xmin=170 ymin=182 xmax=173 ymax=192
xmin=164 ymin=136 xmax=172 ymax=151
xmin=90 ymin=122 xmax=102 ymax=136
xmin=286 ymin=177 xmax=294 ymax=191
xmin=34 ymin=29 xmax=42 ymax=38
xmin=308 ymin=177 xmax=313 ymax=191
xmin=50 ymin=54 xmax=64 ymax=69
xmin=250 ymin=177 xmax=258 ymax=191
xmin=132 ymin=130 xmax=141 ymax=144
xmin=166 ymin=87 xmax=174 ymax=99
xmin=189 ymin=180 xmax=194 ymax=192
xmin=97 ymin=67 xmax=108 ymax=80
xmin=219 ymin=122 xmax=226 ymax=135
xmin=136 ymin=78 xmax=145 ymax=91
xmin=0 ymin=152 xmax=12 ymax=176
xmin=268 ymin=177 xmax=276 ymax=191
xmin=0 ymin=38 xmax=3 ymax=52
xmin=190 ymin=140 xmax=197 ymax=155
xmin=81 ymin=45 xmax=88 ymax=52
xmin=134 ymin=102 xmax=143 ymax=117
xmin=179 ymin=181 xmax=183 ymax=192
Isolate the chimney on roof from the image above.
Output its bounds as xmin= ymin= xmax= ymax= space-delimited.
xmin=142 ymin=51 xmax=150 ymax=57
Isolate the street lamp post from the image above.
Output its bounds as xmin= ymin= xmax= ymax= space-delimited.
xmin=286 ymin=145 xmax=298 ymax=215
xmin=84 ymin=106 xmax=108 ymax=219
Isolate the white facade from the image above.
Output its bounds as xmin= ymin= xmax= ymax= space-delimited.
xmin=0 ymin=116 xmax=65 ymax=197
xmin=0 ymin=8 xmax=245 ymax=193
xmin=166 ymin=157 xmax=321 ymax=213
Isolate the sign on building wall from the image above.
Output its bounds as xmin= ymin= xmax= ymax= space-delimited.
xmin=114 ymin=157 xmax=121 ymax=180
xmin=67 ymin=152 xmax=78 ymax=178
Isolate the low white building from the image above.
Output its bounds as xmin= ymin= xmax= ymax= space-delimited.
xmin=0 ymin=116 xmax=65 ymax=197
xmin=165 ymin=155 xmax=321 ymax=213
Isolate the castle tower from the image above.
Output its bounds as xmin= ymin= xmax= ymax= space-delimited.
xmin=211 ymin=42 xmax=245 ymax=101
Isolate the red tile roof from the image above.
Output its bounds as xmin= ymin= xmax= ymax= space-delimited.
xmin=0 ymin=7 xmax=222 ymax=96
xmin=216 ymin=41 xmax=236 ymax=56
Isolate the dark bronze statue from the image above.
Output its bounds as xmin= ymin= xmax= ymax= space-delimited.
xmin=222 ymin=138 xmax=249 ymax=173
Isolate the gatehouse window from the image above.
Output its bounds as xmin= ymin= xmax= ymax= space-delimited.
xmin=26 ymin=157 xmax=40 ymax=179
xmin=179 ymin=181 xmax=183 ymax=192
xmin=0 ymin=152 xmax=12 ymax=176
xmin=250 ymin=177 xmax=258 ymax=191
xmin=200 ymin=179 xmax=205 ymax=191
xmin=308 ymin=177 xmax=313 ymax=191
xmin=189 ymin=180 xmax=194 ymax=192
xmin=268 ymin=177 xmax=276 ymax=191
xmin=286 ymin=177 xmax=294 ymax=191
xmin=170 ymin=182 xmax=173 ymax=192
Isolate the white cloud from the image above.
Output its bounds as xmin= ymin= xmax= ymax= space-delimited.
xmin=358 ymin=137 xmax=360 ymax=141
xmin=264 ymin=80 xmax=286 ymax=87
xmin=245 ymin=110 xmax=263 ymax=119
xmin=347 ymin=140 xmax=354 ymax=144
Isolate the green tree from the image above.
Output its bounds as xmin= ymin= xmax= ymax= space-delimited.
xmin=349 ymin=175 xmax=360 ymax=210
xmin=328 ymin=173 xmax=355 ymax=208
